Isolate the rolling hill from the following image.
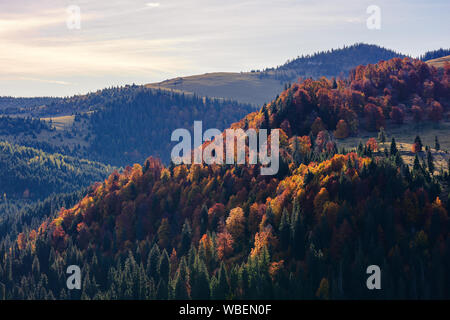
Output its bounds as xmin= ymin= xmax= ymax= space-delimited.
xmin=147 ymin=43 xmax=406 ymax=105
xmin=0 ymin=87 xmax=255 ymax=166
xmin=1 ymin=44 xmax=449 ymax=170
xmin=426 ymin=55 xmax=450 ymax=69
xmin=146 ymin=72 xmax=283 ymax=106
xmin=2 ymin=56 xmax=449 ymax=300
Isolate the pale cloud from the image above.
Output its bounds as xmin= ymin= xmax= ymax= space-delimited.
xmin=146 ymin=3 xmax=161 ymax=8
xmin=17 ymin=77 xmax=72 ymax=85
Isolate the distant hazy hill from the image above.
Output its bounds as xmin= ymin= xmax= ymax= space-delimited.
xmin=0 ymin=97 xmax=62 ymax=115
xmin=148 ymin=43 xmax=405 ymax=105
xmin=261 ymin=43 xmax=405 ymax=81
xmin=0 ymin=86 xmax=254 ymax=166
xmin=147 ymin=72 xmax=283 ymax=106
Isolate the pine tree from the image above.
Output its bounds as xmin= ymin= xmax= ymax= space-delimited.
xmin=378 ymin=127 xmax=386 ymax=144
xmin=157 ymin=218 xmax=171 ymax=249
xmin=390 ymin=137 xmax=398 ymax=156
xmin=262 ymin=107 xmax=270 ymax=130
xmin=190 ymin=256 xmax=210 ymax=299
xmin=427 ymin=150 xmax=435 ymax=174
xmin=291 ymin=201 xmax=306 ymax=260
xmin=200 ymin=205 xmax=209 ymax=236
xmin=179 ymin=219 xmax=192 ymax=257
xmin=357 ymin=141 xmax=364 ymax=157
xmin=414 ymin=136 xmax=423 ymax=153
xmin=158 ymin=249 xmax=170 ymax=284
xmin=413 ymin=154 xmax=421 ymax=172
xmin=156 ymin=279 xmax=168 ymax=300
xmin=214 ymin=262 xmax=230 ymax=300
xmin=435 ymin=136 xmax=440 ymax=151
xmin=147 ymin=244 xmax=160 ymax=281
xmin=279 ymin=208 xmax=291 ymax=250
xmin=172 ymin=258 xmax=189 ymax=299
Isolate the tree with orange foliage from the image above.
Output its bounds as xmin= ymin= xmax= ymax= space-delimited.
xmin=226 ymin=207 xmax=245 ymax=243
xmin=198 ymin=234 xmax=214 ymax=267
xmin=250 ymin=226 xmax=273 ymax=258
xmin=412 ymin=136 xmax=423 ymax=153
xmin=364 ymin=104 xmax=385 ymax=131
xmin=428 ymin=101 xmax=443 ymax=122
xmin=334 ymin=119 xmax=350 ymax=139
xmin=17 ymin=233 xmax=26 ymax=250
xmin=314 ymin=188 xmax=329 ymax=216
xmin=248 ymin=203 xmax=265 ymax=235
xmin=216 ymin=231 xmax=234 ymax=260
xmin=316 ymin=278 xmax=330 ymax=300
xmin=366 ymin=138 xmax=378 ymax=152
xmin=311 ymin=117 xmax=326 ymax=136
xmin=208 ymin=203 xmax=226 ymax=230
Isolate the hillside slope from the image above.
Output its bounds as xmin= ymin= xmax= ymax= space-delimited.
xmin=0 ymin=87 xmax=254 ymax=166
xmin=2 ymin=57 xmax=449 ymax=300
xmin=147 ymin=72 xmax=283 ymax=106
xmin=0 ymin=141 xmax=113 ymax=200
xmin=148 ymin=43 xmax=405 ymax=105
xmin=426 ymin=55 xmax=450 ymax=69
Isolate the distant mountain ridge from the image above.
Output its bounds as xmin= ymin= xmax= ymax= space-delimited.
xmin=148 ymin=43 xmax=407 ymax=105
xmin=261 ymin=43 xmax=406 ymax=81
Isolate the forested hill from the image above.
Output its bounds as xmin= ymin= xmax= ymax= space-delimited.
xmin=3 ymin=57 xmax=449 ymax=300
xmin=0 ymin=87 xmax=254 ymax=167
xmin=420 ymin=48 xmax=450 ymax=62
xmin=243 ymin=57 xmax=449 ymax=137
xmin=0 ymin=141 xmax=114 ymax=200
xmin=0 ymin=86 xmax=142 ymax=117
xmin=260 ymin=43 xmax=406 ymax=82
xmin=85 ymin=87 xmax=254 ymax=165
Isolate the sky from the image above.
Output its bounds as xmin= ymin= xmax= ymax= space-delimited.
xmin=0 ymin=0 xmax=448 ymax=97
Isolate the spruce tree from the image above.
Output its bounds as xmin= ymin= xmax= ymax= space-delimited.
xmin=390 ymin=137 xmax=398 ymax=156
xmin=147 ymin=244 xmax=160 ymax=282
xmin=435 ymin=136 xmax=440 ymax=151
xmin=279 ymin=208 xmax=291 ymax=250
xmin=179 ymin=219 xmax=192 ymax=257
xmin=427 ymin=150 xmax=435 ymax=174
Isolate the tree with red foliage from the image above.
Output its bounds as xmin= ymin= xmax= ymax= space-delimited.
xmin=216 ymin=231 xmax=234 ymax=260
xmin=311 ymin=117 xmax=326 ymax=136
xmin=427 ymin=101 xmax=444 ymax=122
xmin=411 ymin=105 xmax=424 ymax=123
xmin=366 ymin=138 xmax=378 ymax=152
xmin=412 ymin=136 xmax=423 ymax=153
xmin=334 ymin=119 xmax=350 ymax=139
xmin=315 ymin=130 xmax=330 ymax=152
xmin=364 ymin=104 xmax=385 ymax=131
xmin=389 ymin=106 xmax=404 ymax=124
xmin=208 ymin=203 xmax=226 ymax=230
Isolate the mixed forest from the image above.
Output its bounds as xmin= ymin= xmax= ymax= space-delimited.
xmin=0 ymin=57 xmax=448 ymax=300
